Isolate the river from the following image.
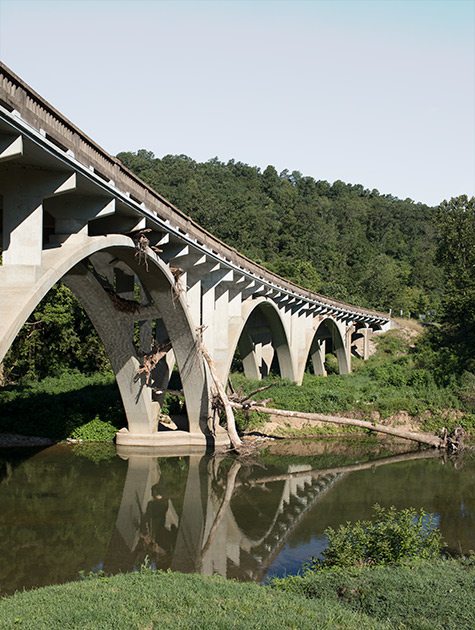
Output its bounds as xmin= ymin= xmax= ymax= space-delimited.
xmin=0 ymin=439 xmax=473 ymax=596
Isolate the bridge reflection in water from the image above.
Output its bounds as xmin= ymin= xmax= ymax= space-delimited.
xmin=105 ymin=448 xmax=437 ymax=582
xmin=1 ymin=445 xmax=473 ymax=596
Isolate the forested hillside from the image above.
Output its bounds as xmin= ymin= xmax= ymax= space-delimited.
xmin=117 ymin=151 xmax=443 ymax=316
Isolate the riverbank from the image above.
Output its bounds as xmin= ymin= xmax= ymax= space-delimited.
xmin=0 ymin=559 xmax=473 ymax=629
xmin=0 ymin=328 xmax=472 ymax=444
xmin=232 ymin=328 xmax=474 ymax=440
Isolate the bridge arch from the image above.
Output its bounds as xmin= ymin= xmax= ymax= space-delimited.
xmin=303 ymin=317 xmax=350 ymax=378
xmin=223 ymin=297 xmax=296 ymax=383
xmin=0 ymin=235 xmax=211 ymax=441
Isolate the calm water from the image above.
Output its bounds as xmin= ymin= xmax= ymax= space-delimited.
xmin=0 ymin=440 xmax=474 ymax=596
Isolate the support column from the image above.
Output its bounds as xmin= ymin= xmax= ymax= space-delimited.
xmin=1 ymin=167 xmax=76 ymax=271
xmin=363 ymin=326 xmax=370 ymax=361
xmin=64 ymin=263 xmax=159 ymax=435
xmin=201 ymin=281 xmax=216 ymax=354
xmin=213 ymin=285 xmax=230 ymax=381
xmin=344 ymin=325 xmax=354 ymax=374
xmin=311 ymin=339 xmax=327 ymax=376
xmin=239 ymin=330 xmax=260 ymax=380
xmin=184 ymin=274 xmax=201 ymax=330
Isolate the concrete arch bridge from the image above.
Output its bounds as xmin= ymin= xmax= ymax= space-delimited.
xmin=0 ymin=63 xmax=390 ymax=448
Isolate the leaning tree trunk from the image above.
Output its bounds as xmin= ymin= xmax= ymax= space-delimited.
xmin=201 ymin=346 xmax=242 ymax=449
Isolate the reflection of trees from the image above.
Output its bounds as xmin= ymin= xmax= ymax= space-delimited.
xmin=0 ymin=449 xmax=127 ymax=596
xmin=136 ymin=476 xmax=179 ymax=568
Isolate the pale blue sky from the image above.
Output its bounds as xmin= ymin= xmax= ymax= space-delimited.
xmin=0 ymin=0 xmax=473 ymax=205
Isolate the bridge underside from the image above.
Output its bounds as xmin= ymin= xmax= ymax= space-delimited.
xmin=0 ymin=65 xmax=391 ymax=449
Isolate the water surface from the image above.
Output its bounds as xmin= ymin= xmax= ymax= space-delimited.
xmin=0 ymin=440 xmax=473 ymax=595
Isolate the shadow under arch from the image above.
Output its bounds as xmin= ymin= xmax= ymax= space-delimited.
xmin=305 ymin=317 xmax=349 ymax=376
xmin=0 ymin=234 xmax=210 ymax=438
xmin=225 ymin=298 xmax=296 ymax=383
xmin=350 ymin=322 xmax=368 ymax=359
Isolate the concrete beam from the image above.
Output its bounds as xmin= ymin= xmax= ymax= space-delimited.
xmin=0 ymin=134 xmax=23 ymax=162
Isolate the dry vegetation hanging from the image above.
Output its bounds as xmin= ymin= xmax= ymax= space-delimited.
xmin=137 ymin=340 xmax=173 ymax=385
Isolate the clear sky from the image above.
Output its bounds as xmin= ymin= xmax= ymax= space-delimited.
xmin=0 ymin=0 xmax=473 ymax=205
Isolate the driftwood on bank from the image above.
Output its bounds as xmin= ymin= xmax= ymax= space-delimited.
xmin=229 ymin=400 xmax=457 ymax=450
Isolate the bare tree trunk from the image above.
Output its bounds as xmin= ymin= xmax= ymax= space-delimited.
xmin=201 ymin=347 xmax=242 ymax=449
xmin=201 ymin=460 xmax=241 ymax=557
xmin=230 ymin=402 xmax=443 ymax=449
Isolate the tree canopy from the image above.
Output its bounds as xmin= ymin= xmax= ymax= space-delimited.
xmin=117 ymin=150 xmax=443 ymax=315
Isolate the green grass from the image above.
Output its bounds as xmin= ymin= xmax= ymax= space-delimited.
xmin=272 ymin=558 xmax=475 ymax=630
xmin=0 ymin=570 xmax=384 ymax=630
xmin=1 ymin=560 xmax=473 ymax=629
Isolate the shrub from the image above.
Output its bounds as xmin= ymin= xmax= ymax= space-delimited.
xmin=313 ymin=505 xmax=443 ymax=569
xmin=69 ymin=416 xmax=118 ymax=442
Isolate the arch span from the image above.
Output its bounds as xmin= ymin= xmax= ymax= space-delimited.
xmin=0 ymin=235 xmax=211 ymax=441
xmin=223 ymin=298 xmax=296 ymax=383
xmin=303 ymin=317 xmax=350 ymax=379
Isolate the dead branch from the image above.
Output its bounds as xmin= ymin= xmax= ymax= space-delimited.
xmin=233 ymin=383 xmax=275 ymax=405
xmin=134 ymin=231 xmax=150 ymax=271
xmin=442 ymin=426 xmax=465 ymax=453
xmin=138 ymin=340 xmax=172 ymax=385
xmin=229 ymin=402 xmax=444 ymax=449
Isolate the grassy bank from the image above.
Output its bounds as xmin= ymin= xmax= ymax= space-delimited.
xmin=0 ymin=560 xmax=473 ymax=629
xmin=1 ymin=328 xmax=473 ymax=442
xmin=272 ymin=558 xmax=475 ymax=629
xmin=232 ymin=330 xmax=475 ymax=437
xmin=0 ymin=570 xmax=380 ymax=630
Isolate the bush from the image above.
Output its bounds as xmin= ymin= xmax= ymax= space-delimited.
xmin=313 ymin=505 xmax=443 ymax=569
xmin=69 ymin=416 xmax=118 ymax=442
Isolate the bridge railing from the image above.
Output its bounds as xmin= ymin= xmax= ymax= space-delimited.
xmin=0 ymin=62 xmax=389 ymax=322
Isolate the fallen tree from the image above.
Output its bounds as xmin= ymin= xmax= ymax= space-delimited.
xmin=229 ymin=400 xmax=463 ymax=450
xmin=200 ymin=345 xmax=242 ymax=449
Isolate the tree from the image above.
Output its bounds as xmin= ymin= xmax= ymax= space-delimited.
xmin=431 ymin=196 xmax=475 ymax=375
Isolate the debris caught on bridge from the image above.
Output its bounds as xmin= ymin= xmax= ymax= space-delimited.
xmin=229 ymin=399 xmax=464 ymax=451
xmin=132 ymin=229 xmax=163 ymax=272
xmin=137 ymin=340 xmax=173 ymax=385
xmin=134 ymin=229 xmax=151 ymax=271
xmin=170 ymin=266 xmax=185 ymax=303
